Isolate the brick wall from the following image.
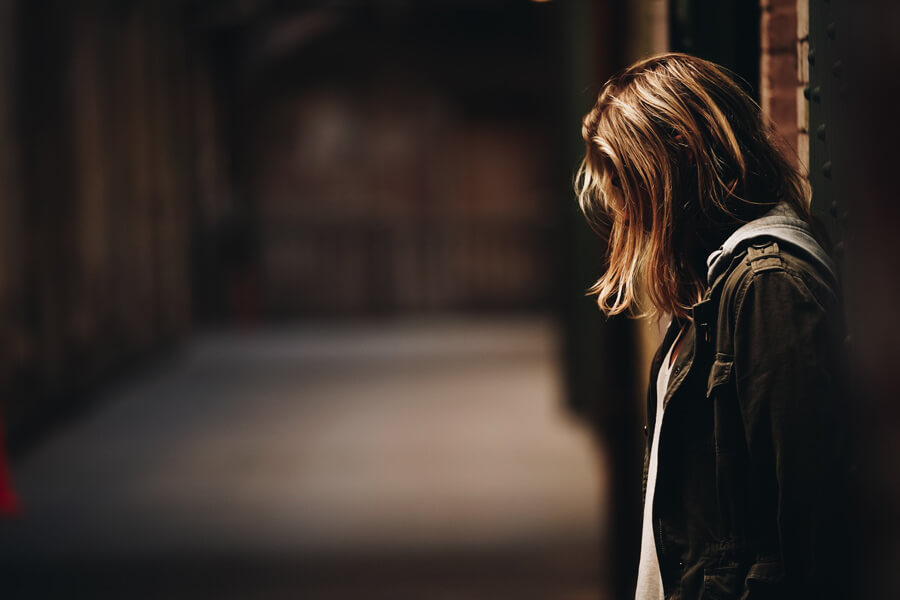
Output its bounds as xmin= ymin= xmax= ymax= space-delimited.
xmin=760 ymin=0 xmax=808 ymax=169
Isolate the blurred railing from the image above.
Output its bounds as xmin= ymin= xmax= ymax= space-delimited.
xmin=260 ymin=218 xmax=559 ymax=316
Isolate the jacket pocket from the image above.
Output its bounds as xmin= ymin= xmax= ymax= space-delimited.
xmin=743 ymin=560 xmax=786 ymax=599
xmin=706 ymin=356 xmax=734 ymax=398
xmin=701 ymin=564 xmax=744 ymax=600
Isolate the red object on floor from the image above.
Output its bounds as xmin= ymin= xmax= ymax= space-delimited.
xmin=0 ymin=413 xmax=21 ymax=517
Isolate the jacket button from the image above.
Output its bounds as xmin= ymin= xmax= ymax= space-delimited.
xmin=643 ymin=425 xmax=649 ymax=437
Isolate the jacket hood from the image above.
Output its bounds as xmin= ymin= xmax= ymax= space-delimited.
xmin=705 ymin=202 xmax=836 ymax=287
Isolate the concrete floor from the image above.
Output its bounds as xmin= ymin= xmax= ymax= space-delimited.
xmin=0 ymin=316 xmax=607 ymax=599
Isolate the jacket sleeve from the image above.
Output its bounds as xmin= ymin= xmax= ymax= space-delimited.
xmin=731 ymin=267 xmax=847 ymax=597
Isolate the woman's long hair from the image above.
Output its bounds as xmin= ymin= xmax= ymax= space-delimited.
xmin=576 ymin=52 xmax=810 ymax=320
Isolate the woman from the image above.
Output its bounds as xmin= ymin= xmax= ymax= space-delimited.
xmin=576 ymin=53 xmax=852 ymax=599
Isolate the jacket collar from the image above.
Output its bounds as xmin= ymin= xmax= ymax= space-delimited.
xmin=705 ymin=202 xmax=837 ymax=287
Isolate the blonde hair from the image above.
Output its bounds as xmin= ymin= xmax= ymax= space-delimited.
xmin=576 ymin=52 xmax=810 ymax=320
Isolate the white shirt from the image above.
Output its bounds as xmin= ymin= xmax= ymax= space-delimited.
xmin=634 ymin=324 xmax=683 ymax=600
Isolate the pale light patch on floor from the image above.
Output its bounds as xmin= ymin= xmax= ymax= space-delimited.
xmin=1 ymin=316 xmax=608 ymax=599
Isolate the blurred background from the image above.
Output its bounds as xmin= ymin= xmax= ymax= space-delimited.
xmin=0 ymin=0 xmax=897 ymax=598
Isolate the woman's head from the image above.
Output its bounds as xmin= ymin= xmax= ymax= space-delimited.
xmin=576 ymin=52 xmax=810 ymax=320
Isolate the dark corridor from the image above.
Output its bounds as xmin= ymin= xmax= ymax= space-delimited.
xmin=0 ymin=2 xmax=611 ymax=599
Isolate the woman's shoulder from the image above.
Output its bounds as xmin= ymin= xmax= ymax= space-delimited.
xmin=717 ymin=237 xmax=841 ymax=322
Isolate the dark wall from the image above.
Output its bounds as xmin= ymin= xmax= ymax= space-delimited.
xmin=834 ymin=2 xmax=900 ymax=598
xmin=670 ymin=0 xmax=761 ymax=99
xmin=227 ymin=4 xmax=567 ymax=318
xmin=1 ymin=0 xmax=194 ymax=448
